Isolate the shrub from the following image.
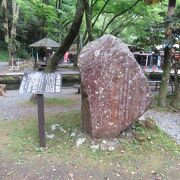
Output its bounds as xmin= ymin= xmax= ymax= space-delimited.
xmin=16 ymin=49 xmax=31 ymax=59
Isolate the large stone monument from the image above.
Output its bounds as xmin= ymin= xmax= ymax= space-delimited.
xmin=78 ymin=35 xmax=152 ymax=138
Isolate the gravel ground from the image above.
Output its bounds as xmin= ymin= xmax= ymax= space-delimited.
xmin=145 ymin=109 xmax=180 ymax=144
xmin=0 ymin=89 xmax=180 ymax=144
xmin=0 ymin=88 xmax=80 ymax=120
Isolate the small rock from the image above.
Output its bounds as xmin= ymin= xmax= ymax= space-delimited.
xmin=59 ymin=126 xmax=67 ymax=133
xmin=108 ymin=146 xmax=115 ymax=151
xmin=100 ymin=139 xmax=119 ymax=150
xmin=51 ymin=124 xmax=60 ymax=131
xmin=70 ymin=132 xmax=76 ymax=137
xmin=69 ymin=173 xmax=74 ymax=178
xmin=46 ymin=133 xmax=55 ymax=139
xmin=51 ymin=124 xmax=66 ymax=133
xmin=145 ymin=117 xmax=157 ymax=129
xmin=138 ymin=115 xmax=146 ymax=122
xmin=131 ymin=171 xmax=137 ymax=175
xmin=76 ymin=138 xmax=86 ymax=147
xmin=90 ymin=144 xmax=100 ymax=151
xmin=151 ymin=170 xmax=157 ymax=175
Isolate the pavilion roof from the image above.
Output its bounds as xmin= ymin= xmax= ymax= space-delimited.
xmin=29 ymin=38 xmax=60 ymax=48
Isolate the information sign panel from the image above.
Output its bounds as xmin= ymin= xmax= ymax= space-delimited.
xmin=19 ymin=72 xmax=62 ymax=94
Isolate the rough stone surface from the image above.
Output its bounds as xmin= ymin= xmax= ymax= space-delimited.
xmin=78 ymin=35 xmax=152 ymax=138
xmin=0 ymin=84 xmax=6 ymax=96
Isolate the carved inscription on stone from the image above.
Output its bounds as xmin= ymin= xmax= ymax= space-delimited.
xmin=19 ymin=72 xmax=62 ymax=94
xmin=79 ymin=35 xmax=153 ymax=138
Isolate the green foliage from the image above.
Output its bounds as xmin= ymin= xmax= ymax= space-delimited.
xmin=0 ymin=50 xmax=8 ymax=61
xmin=151 ymin=95 xmax=180 ymax=112
xmin=0 ymin=0 xmax=178 ymax=51
xmin=16 ymin=49 xmax=31 ymax=59
xmin=18 ymin=0 xmax=76 ymax=42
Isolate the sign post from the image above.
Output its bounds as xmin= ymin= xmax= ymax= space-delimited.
xmin=19 ymin=71 xmax=62 ymax=147
xmin=37 ymin=94 xmax=45 ymax=147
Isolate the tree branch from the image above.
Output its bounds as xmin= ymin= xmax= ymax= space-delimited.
xmin=46 ymin=0 xmax=85 ymax=72
xmin=92 ymin=0 xmax=110 ymax=28
xmin=101 ymin=0 xmax=142 ymax=35
xmin=84 ymin=0 xmax=94 ymax=41
xmin=110 ymin=15 xmax=134 ymax=35
xmin=114 ymin=15 xmax=139 ymax=36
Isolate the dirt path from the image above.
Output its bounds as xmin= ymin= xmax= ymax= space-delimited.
xmin=0 ymin=152 xmax=180 ymax=180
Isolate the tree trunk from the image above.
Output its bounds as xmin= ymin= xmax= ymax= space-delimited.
xmin=158 ymin=47 xmax=172 ymax=107
xmin=1 ymin=0 xmax=9 ymax=45
xmin=46 ymin=0 xmax=85 ymax=72
xmin=84 ymin=0 xmax=93 ymax=42
xmin=9 ymin=0 xmax=20 ymax=60
xmin=172 ymin=53 xmax=180 ymax=107
xmin=73 ymin=34 xmax=81 ymax=68
xmin=158 ymin=0 xmax=176 ymax=107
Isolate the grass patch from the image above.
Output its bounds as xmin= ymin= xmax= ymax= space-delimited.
xmin=28 ymin=97 xmax=76 ymax=107
xmin=0 ymin=111 xmax=179 ymax=169
xmin=0 ymin=50 xmax=8 ymax=61
xmin=44 ymin=97 xmax=75 ymax=106
xmin=151 ymin=94 xmax=180 ymax=112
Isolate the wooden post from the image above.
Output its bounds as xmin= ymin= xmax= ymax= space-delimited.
xmin=37 ymin=94 xmax=46 ymax=147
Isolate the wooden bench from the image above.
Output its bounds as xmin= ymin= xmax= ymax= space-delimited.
xmin=148 ymin=80 xmax=174 ymax=92
xmin=148 ymin=80 xmax=161 ymax=91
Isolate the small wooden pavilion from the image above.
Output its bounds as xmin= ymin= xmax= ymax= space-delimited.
xmin=29 ymin=38 xmax=60 ymax=62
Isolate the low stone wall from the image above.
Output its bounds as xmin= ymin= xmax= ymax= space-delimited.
xmin=0 ymin=76 xmax=21 ymax=90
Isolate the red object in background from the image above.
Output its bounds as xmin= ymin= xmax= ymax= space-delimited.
xmin=64 ymin=52 xmax=69 ymax=62
xmin=175 ymin=53 xmax=180 ymax=61
xmin=143 ymin=66 xmax=147 ymax=71
xmin=152 ymin=66 xmax=157 ymax=72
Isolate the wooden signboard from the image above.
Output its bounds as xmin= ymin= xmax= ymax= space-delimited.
xmin=19 ymin=71 xmax=62 ymax=147
xmin=19 ymin=71 xmax=62 ymax=94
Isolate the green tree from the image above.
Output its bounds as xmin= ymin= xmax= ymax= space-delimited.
xmin=158 ymin=0 xmax=177 ymax=107
xmin=46 ymin=0 xmax=85 ymax=71
xmin=171 ymin=5 xmax=180 ymax=107
xmin=1 ymin=0 xmax=20 ymax=61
